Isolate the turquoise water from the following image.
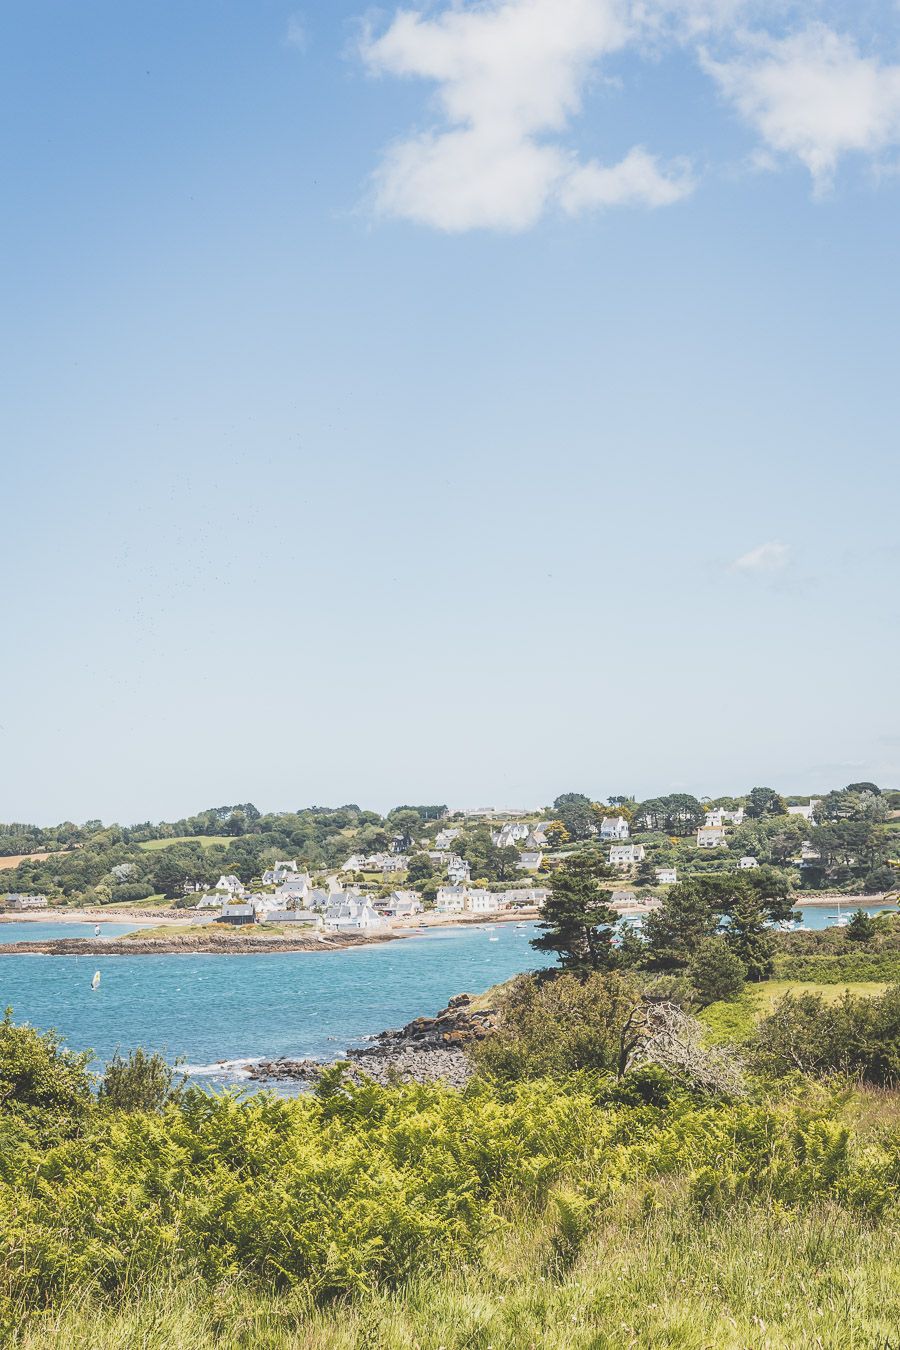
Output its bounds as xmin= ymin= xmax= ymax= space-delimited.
xmin=0 ymin=923 xmax=549 ymax=1086
xmin=0 ymin=906 xmax=895 ymax=1091
xmin=792 ymin=903 xmax=898 ymax=931
xmin=0 ymin=922 xmax=137 ymax=943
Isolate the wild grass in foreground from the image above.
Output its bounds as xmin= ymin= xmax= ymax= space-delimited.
xmin=15 ymin=1201 xmax=900 ymax=1349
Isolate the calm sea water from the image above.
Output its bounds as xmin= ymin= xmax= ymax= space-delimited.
xmin=0 ymin=923 xmax=549 ymax=1084
xmin=0 ymin=905 xmax=895 ymax=1090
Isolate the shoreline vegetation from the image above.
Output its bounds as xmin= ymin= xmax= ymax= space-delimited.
xmin=2 ymin=961 xmax=900 ymax=1347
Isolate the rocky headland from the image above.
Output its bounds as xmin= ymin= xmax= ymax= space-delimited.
xmin=248 ymin=992 xmax=498 ymax=1089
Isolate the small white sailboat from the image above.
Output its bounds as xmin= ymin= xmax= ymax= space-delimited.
xmin=91 ymin=971 xmax=101 ymax=990
xmin=94 ymin=924 xmax=101 ymax=937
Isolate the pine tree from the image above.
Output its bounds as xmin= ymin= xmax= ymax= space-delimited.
xmin=724 ymin=893 xmax=775 ymax=981
xmin=531 ymin=852 xmax=618 ymax=976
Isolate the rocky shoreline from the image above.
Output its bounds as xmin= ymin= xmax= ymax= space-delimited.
xmin=247 ymin=993 xmax=498 ymax=1089
xmin=0 ymin=932 xmax=394 ymax=957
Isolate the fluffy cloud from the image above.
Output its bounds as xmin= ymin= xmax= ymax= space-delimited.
xmin=731 ymin=541 xmax=791 ymax=573
xmin=361 ymin=0 xmax=695 ymax=231
xmin=704 ymin=25 xmax=900 ymax=189
xmin=285 ymin=13 xmax=308 ymax=52
xmin=359 ymin=2 xmax=900 ymax=231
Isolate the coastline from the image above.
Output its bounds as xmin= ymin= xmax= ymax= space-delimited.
xmin=0 ymin=905 xmax=541 ymax=956
xmin=0 ymin=930 xmax=401 ymax=957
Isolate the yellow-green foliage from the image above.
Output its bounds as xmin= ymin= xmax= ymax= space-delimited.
xmin=13 ymin=1200 xmax=900 ymax=1349
xmin=2 ymin=1066 xmax=900 ymax=1337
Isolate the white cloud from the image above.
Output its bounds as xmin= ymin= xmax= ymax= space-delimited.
xmin=704 ymin=25 xmax=900 ymax=189
xmin=286 ymin=13 xmax=308 ymax=52
xmin=361 ymin=0 xmax=695 ymax=231
xmin=731 ymin=541 xmax=791 ymax=573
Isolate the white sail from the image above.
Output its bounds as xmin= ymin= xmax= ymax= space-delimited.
xmin=91 ymin=971 xmax=101 ymax=990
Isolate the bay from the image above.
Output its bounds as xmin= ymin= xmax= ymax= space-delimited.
xmin=0 ymin=922 xmax=549 ymax=1086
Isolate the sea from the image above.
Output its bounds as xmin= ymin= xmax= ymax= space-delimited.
xmin=0 ymin=903 xmax=895 ymax=1092
xmin=0 ymin=921 xmax=550 ymax=1089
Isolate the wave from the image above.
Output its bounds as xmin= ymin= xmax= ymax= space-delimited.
xmin=183 ymin=1057 xmax=259 ymax=1080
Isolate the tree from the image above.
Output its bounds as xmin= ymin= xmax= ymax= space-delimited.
xmin=0 ymin=1009 xmax=93 ymax=1129
xmin=151 ymin=855 xmax=190 ymax=899
xmin=846 ymin=782 xmax=881 ymax=796
xmin=406 ymin=853 xmax=434 ymax=884
xmin=633 ymin=794 xmax=704 ymax=836
xmin=552 ymin=793 xmax=596 ymax=842
xmin=864 ymin=865 xmax=898 ymax=895
xmin=544 ymin=821 xmax=570 ymax=848
xmin=689 ymin=938 xmax=746 ymax=1007
xmin=724 ymin=894 xmax=774 ymax=982
xmin=642 ymin=882 xmax=718 ymax=970
xmin=531 ymin=851 xmax=619 ymax=975
xmin=845 ymin=909 xmax=875 ymax=943
xmin=99 ymin=1048 xmax=184 ymax=1112
xmin=745 ymin=787 xmax=788 ymax=820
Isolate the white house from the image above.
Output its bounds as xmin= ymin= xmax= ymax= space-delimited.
xmin=655 ymin=868 xmax=677 ymax=885
xmin=378 ymin=890 xmax=423 ymax=918
xmin=492 ymin=823 xmax=530 ymax=849
xmin=324 ymin=897 xmax=388 ymax=932
xmin=5 ymin=893 xmax=47 ymax=910
xmin=517 ymin=851 xmax=543 ymax=871
xmin=610 ymin=890 xmax=638 ymax=908
xmin=261 ymin=860 xmax=299 ymax=886
xmin=704 ymin=808 xmax=745 ymax=828
xmin=274 ymin=874 xmax=312 ymax=906
xmin=788 ymin=800 xmax=820 ymax=823
xmin=738 ymin=856 xmax=759 ymax=870
xmin=499 ymin=887 xmax=549 ymax=908
xmin=434 ymin=828 xmax=461 ymax=851
xmin=609 ymin=843 xmax=645 ymax=868
xmin=600 ymin=817 xmax=630 ymax=841
xmin=340 ymin=852 xmax=409 ymax=874
xmin=214 ymin=874 xmax=245 ymax=895
xmin=696 ymin=826 xmax=727 ymax=848
xmin=446 ymin=855 xmax=471 ymax=885
xmin=466 ymin=890 xmax=501 ymax=914
xmin=435 ymin=886 xmax=467 ymax=913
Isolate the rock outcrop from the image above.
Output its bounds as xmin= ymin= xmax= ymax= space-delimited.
xmin=248 ymin=993 xmax=497 ymax=1089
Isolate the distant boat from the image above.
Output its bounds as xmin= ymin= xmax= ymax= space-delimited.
xmin=488 ymin=936 xmax=499 ymax=942
xmin=91 ymin=971 xmax=101 ymax=990
xmin=94 ymin=924 xmax=101 ymax=937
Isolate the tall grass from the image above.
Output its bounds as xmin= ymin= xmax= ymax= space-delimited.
xmin=15 ymin=1198 xmax=900 ymax=1349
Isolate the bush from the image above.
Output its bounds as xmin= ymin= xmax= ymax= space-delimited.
xmin=99 ymin=1049 xmax=183 ymax=1112
xmin=110 ymin=882 xmax=155 ymax=904
xmin=689 ymin=938 xmax=746 ymax=1006
xmin=753 ymin=985 xmax=900 ymax=1086
xmin=468 ymin=972 xmax=642 ymax=1080
xmin=0 ymin=1009 xmax=93 ymax=1135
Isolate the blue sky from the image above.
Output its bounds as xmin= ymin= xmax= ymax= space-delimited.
xmin=2 ymin=0 xmax=898 ymax=824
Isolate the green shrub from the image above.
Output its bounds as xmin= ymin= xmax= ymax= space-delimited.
xmin=753 ymin=985 xmax=900 ymax=1085
xmin=99 ymin=1049 xmax=184 ymax=1113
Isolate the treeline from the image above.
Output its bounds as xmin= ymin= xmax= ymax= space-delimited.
xmin=0 ymin=803 xmax=449 ymax=904
xmin=548 ymin=783 xmax=898 ymax=892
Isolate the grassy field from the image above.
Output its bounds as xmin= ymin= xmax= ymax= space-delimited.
xmin=14 ymin=1198 xmax=900 ymax=1349
xmin=701 ymin=978 xmax=892 ymax=1042
xmin=136 ymin=836 xmax=232 ymax=852
xmin=0 ymin=851 xmax=64 ymax=871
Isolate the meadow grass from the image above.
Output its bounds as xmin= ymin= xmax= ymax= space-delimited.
xmin=701 ymin=979 xmax=891 ymax=1044
xmin=137 ymin=836 xmax=232 ymax=852
xmin=15 ymin=1198 xmax=900 ymax=1349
